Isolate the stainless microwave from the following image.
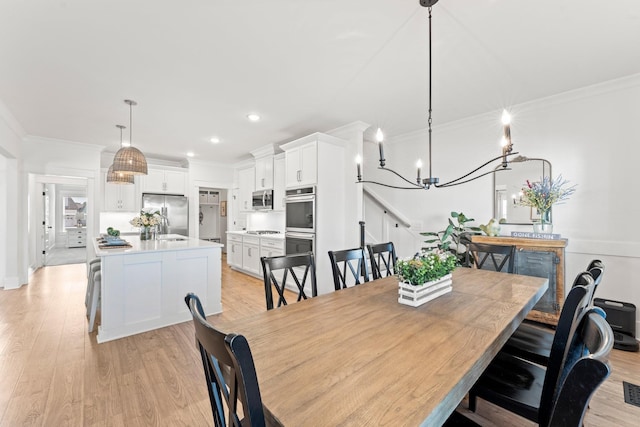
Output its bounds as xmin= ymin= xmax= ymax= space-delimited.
xmin=252 ymin=190 xmax=274 ymax=210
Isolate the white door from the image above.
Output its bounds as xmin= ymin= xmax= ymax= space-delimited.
xmin=42 ymin=188 xmax=51 ymax=265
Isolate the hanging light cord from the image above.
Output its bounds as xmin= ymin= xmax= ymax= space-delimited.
xmin=358 ymin=0 xmax=518 ymax=190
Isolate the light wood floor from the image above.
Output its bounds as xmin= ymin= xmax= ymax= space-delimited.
xmin=0 ymin=259 xmax=639 ymax=426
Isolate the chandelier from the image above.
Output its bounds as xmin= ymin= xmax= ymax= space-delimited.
xmin=111 ymin=99 xmax=148 ymax=175
xmin=106 ymin=125 xmax=135 ymax=184
xmin=356 ymin=0 xmax=518 ymax=190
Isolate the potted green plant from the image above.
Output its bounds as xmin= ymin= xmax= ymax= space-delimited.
xmin=421 ymin=211 xmax=481 ymax=265
xmin=397 ymin=249 xmax=458 ymax=307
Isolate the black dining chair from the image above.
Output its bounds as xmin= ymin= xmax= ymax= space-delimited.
xmin=465 ymin=242 xmax=516 ymax=273
xmin=184 ymin=293 xmax=266 ymax=427
xmin=261 ymin=253 xmax=318 ymax=310
xmin=446 ymin=306 xmax=613 ymax=427
xmin=367 ymin=242 xmax=398 ymax=280
xmin=464 ymin=274 xmax=600 ymax=426
xmin=503 ymin=261 xmax=605 ymax=365
xmin=328 ymin=247 xmax=370 ymax=291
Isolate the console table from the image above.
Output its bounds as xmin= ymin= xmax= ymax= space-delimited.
xmin=472 ymin=235 xmax=568 ymax=325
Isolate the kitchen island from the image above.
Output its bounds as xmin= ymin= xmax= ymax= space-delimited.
xmin=93 ymin=234 xmax=223 ymax=343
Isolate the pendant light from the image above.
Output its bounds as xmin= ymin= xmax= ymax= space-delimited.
xmin=356 ymin=0 xmax=518 ymax=190
xmin=112 ymin=99 xmax=148 ymax=175
xmin=107 ymin=125 xmax=135 ymax=184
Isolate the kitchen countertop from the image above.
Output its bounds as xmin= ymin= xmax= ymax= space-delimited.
xmin=226 ymin=231 xmax=285 ymax=240
xmin=94 ymin=234 xmax=224 ymax=257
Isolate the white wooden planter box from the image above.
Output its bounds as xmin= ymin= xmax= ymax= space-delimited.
xmin=398 ymin=273 xmax=453 ymax=307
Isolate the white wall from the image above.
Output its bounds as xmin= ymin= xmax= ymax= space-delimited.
xmin=0 ymin=101 xmax=24 ymax=288
xmin=363 ymin=73 xmax=640 ymax=328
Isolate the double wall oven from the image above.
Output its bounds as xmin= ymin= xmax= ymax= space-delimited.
xmin=285 ymin=186 xmax=315 ymax=256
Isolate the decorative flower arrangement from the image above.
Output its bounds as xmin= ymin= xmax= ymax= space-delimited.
xmin=519 ymin=175 xmax=576 ymax=218
xmin=130 ymin=208 xmax=160 ymax=228
xmin=397 ymin=249 xmax=457 ymax=286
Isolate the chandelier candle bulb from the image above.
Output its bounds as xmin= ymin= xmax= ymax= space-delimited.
xmin=355 ymin=155 xmax=362 ymax=181
xmin=417 ymin=159 xmax=423 ymax=183
xmin=376 ymin=128 xmax=385 ymax=166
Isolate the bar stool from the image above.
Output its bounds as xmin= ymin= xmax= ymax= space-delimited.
xmin=88 ymin=270 xmax=101 ymax=333
xmin=86 ymin=259 xmax=101 ymax=312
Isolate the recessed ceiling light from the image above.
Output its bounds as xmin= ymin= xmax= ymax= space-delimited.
xmin=186 ymin=152 xmax=194 ymax=157
xmin=247 ymin=113 xmax=261 ymax=122
xmin=210 ymin=137 xmax=220 ymax=144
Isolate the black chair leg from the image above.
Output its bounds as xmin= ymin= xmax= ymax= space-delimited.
xmin=468 ymin=392 xmax=477 ymax=412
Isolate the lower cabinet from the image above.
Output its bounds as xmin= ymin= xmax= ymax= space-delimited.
xmin=227 ymin=234 xmax=243 ymax=268
xmin=472 ymin=235 xmax=568 ymax=325
xmin=242 ymin=236 xmax=261 ymax=275
xmin=66 ymin=228 xmax=87 ymax=248
xmin=226 ymin=233 xmax=285 ymax=278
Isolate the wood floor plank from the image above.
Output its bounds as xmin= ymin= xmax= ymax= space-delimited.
xmin=0 ymin=257 xmax=638 ymax=426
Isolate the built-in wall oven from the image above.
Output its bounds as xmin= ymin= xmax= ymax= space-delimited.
xmin=285 ymin=232 xmax=315 ymax=256
xmin=285 ymin=187 xmax=315 ymax=233
xmin=285 ymin=186 xmax=316 ymax=257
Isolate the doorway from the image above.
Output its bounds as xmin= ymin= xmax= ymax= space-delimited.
xmin=32 ymin=175 xmax=92 ymax=269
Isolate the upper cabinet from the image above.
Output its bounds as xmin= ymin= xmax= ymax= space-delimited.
xmin=285 ymin=142 xmax=317 ymax=188
xmin=238 ymin=167 xmax=255 ymax=212
xmin=273 ymin=154 xmax=285 ymax=211
xmin=254 ymin=156 xmax=274 ymax=191
xmin=140 ymin=168 xmax=187 ymax=195
xmin=102 ymin=170 xmax=137 ymax=212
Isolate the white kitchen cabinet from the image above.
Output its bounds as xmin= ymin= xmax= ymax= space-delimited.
xmin=238 ymin=167 xmax=255 ymax=212
xmin=103 ymin=171 xmax=137 ymax=211
xmin=260 ymin=237 xmax=284 ymax=259
xmin=141 ymin=168 xmax=186 ymax=195
xmin=242 ymin=235 xmax=261 ymax=275
xmin=285 ymin=142 xmax=317 ymax=188
xmin=227 ymin=233 xmax=243 ymax=268
xmin=66 ymin=228 xmax=87 ymax=248
xmin=272 ymin=155 xmax=286 ymax=211
xmin=254 ymin=156 xmax=274 ymax=191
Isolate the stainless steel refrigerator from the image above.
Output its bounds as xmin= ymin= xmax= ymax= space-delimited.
xmin=142 ymin=193 xmax=189 ymax=236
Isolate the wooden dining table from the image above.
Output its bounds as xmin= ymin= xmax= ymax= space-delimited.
xmin=218 ymin=267 xmax=548 ymax=426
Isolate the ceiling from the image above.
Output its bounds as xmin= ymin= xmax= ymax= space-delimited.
xmin=1 ymin=0 xmax=639 ymax=164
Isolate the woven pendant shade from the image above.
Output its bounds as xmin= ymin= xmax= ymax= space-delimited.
xmin=112 ymin=99 xmax=148 ymax=175
xmin=106 ymin=164 xmax=135 ymax=184
xmin=112 ymin=146 xmax=148 ymax=175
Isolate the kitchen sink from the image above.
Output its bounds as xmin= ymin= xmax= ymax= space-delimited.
xmin=157 ymin=236 xmax=187 ymax=242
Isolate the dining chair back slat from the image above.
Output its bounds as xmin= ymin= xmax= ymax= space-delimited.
xmin=261 ymin=253 xmax=317 ymax=310
xmin=367 ymin=242 xmax=397 ymax=280
xmin=465 ymin=242 xmax=516 ymax=273
xmin=328 ymin=248 xmax=370 ymax=291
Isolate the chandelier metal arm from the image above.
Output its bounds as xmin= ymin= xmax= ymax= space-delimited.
xmin=434 ymin=151 xmax=520 ymax=187
xmin=380 ymin=166 xmax=424 ymax=188
xmin=356 ymin=180 xmax=425 ymax=190
xmin=436 ymin=165 xmax=511 ymax=188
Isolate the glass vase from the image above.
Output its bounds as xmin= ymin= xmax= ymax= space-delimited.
xmin=533 ymin=209 xmax=553 ymax=234
xmin=140 ymin=226 xmax=152 ymax=241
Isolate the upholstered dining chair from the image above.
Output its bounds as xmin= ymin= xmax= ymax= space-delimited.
xmin=464 ymin=275 xmax=603 ymax=426
xmin=367 ymin=242 xmax=397 ymax=280
xmin=328 ymin=247 xmax=370 ymax=291
xmin=465 ymin=242 xmax=516 ymax=273
xmin=184 ymin=293 xmax=266 ymax=427
xmin=261 ymin=252 xmax=317 ymax=310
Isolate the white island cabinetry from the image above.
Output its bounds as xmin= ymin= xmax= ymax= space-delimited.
xmin=94 ymin=235 xmax=222 ymax=343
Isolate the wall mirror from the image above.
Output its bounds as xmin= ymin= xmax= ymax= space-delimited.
xmin=494 ymin=156 xmax=551 ymax=224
